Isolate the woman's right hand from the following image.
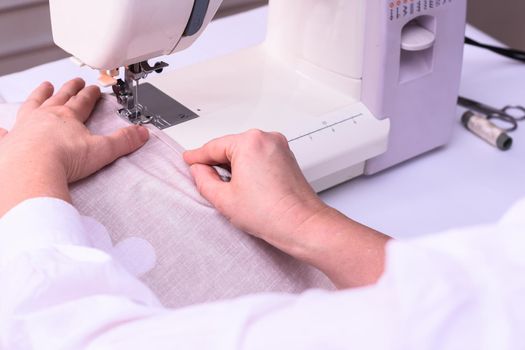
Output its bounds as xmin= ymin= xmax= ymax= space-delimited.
xmin=183 ymin=130 xmax=329 ymax=255
xmin=184 ymin=130 xmax=390 ymax=289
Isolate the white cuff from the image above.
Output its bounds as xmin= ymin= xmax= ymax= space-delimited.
xmin=0 ymin=197 xmax=90 ymax=264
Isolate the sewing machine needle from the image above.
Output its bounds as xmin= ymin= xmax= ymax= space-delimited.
xmin=134 ymin=80 xmax=139 ymax=115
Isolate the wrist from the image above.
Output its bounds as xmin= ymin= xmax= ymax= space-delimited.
xmin=263 ymin=197 xmax=329 ymax=254
xmin=287 ymin=205 xmax=342 ymax=259
xmin=0 ymin=148 xmax=70 ymax=217
xmin=287 ymin=206 xmax=390 ymax=288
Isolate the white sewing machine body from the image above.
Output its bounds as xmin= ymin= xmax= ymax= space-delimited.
xmin=50 ymin=0 xmax=467 ymax=192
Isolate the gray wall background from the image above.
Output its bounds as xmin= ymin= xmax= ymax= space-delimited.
xmin=0 ymin=0 xmax=523 ymax=77
xmin=467 ymin=0 xmax=525 ymax=50
xmin=0 ymin=0 xmax=266 ymax=76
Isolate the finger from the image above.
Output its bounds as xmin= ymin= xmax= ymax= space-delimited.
xmin=18 ymin=81 xmax=54 ymax=116
xmin=190 ymin=163 xmax=230 ymax=209
xmin=0 ymin=128 xmax=7 ymax=139
xmin=183 ymin=135 xmax=238 ymax=166
xmin=65 ymin=85 xmax=102 ymax=123
xmin=87 ymin=125 xmax=149 ymax=173
xmin=42 ymin=78 xmax=85 ymax=107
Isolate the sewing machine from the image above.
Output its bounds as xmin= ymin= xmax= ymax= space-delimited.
xmin=49 ymin=0 xmax=467 ymax=192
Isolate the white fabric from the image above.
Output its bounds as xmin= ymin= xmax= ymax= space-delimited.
xmin=0 ymin=99 xmax=333 ymax=309
xmin=1 ymin=197 xmax=524 ymax=349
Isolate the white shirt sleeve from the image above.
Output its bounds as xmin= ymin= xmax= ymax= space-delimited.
xmin=1 ymin=198 xmax=524 ymax=350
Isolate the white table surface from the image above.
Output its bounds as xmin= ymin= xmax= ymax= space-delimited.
xmin=0 ymin=7 xmax=524 ymax=239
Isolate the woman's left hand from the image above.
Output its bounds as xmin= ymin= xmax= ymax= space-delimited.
xmin=0 ymin=78 xmax=150 ymax=216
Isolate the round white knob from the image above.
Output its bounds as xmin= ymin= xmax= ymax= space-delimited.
xmin=401 ymin=22 xmax=436 ymax=51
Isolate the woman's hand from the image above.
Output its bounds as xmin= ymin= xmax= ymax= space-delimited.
xmin=0 ymin=78 xmax=149 ymax=216
xmin=7 ymin=78 xmax=149 ymax=182
xmin=184 ymin=130 xmax=328 ymax=253
xmin=184 ymin=130 xmax=390 ymax=288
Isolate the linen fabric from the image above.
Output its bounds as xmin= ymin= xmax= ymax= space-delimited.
xmin=0 ymin=97 xmax=333 ymax=309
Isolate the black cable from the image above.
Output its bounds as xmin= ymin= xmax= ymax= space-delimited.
xmin=465 ymin=37 xmax=525 ymax=62
xmin=465 ymin=36 xmax=525 ymax=63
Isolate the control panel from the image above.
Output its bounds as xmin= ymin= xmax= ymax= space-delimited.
xmin=388 ymin=0 xmax=454 ymax=21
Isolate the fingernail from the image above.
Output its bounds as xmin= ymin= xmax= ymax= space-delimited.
xmin=189 ymin=164 xmax=201 ymax=175
xmin=182 ymin=152 xmax=191 ymax=164
xmin=137 ymin=126 xmax=149 ymax=142
xmin=89 ymin=85 xmax=102 ymax=95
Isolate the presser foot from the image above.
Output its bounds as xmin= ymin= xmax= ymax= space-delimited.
xmin=117 ymin=104 xmax=155 ymax=125
xmin=112 ymin=60 xmax=169 ymax=125
xmin=114 ymin=83 xmax=200 ymax=130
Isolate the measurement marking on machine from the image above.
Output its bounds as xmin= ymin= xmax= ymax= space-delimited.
xmin=288 ymin=113 xmax=363 ymax=143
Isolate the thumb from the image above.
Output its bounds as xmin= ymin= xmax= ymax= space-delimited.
xmin=190 ymin=163 xmax=229 ymax=209
xmin=0 ymin=128 xmax=7 ymax=139
xmin=90 ymin=125 xmax=149 ymax=171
